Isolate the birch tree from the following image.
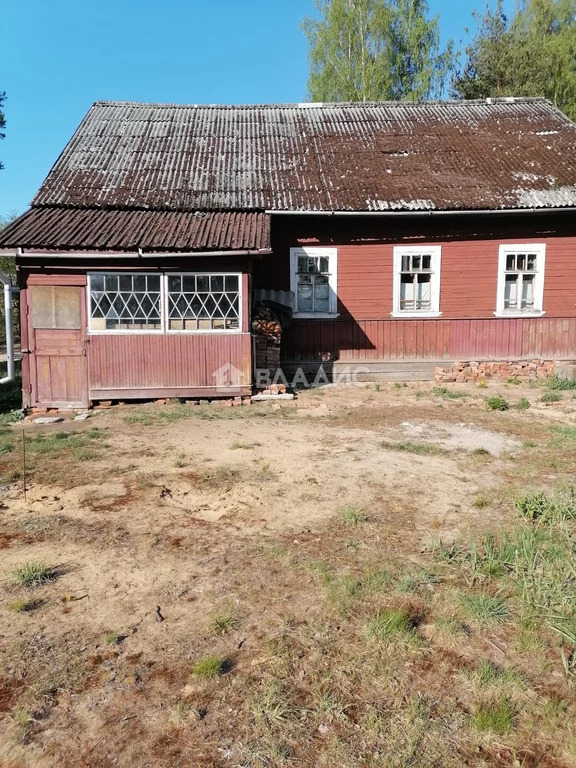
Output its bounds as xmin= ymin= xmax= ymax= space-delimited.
xmin=302 ymin=0 xmax=453 ymax=102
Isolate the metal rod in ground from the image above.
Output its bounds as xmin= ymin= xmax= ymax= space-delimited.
xmin=22 ymin=429 xmax=26 ymax=502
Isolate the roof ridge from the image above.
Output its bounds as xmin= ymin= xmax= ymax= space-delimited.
xmin=90 ymin=97 xmax=553 ymax=110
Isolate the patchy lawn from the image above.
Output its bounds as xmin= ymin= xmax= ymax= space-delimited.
xmin=1 ymin=379 xmax=576 ymax=767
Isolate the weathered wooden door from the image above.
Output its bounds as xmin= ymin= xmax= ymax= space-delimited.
xmin=28 ymin=285 xmax=89 ymax=408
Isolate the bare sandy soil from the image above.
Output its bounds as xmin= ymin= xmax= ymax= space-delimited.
xmin=1 ymin=379 xmax=575 ymax=767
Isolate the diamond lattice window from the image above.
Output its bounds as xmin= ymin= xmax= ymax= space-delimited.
xmin=167 ymin=274 xmax=240 ymax=331
xmin=89 ymin=273 xmax=162 ymax=331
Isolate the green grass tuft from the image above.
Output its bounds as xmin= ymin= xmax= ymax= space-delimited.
xmin=541 ymin=390 xmax=561 ymax=403
xmin=339 ymin=506 xmax=367 ymax=525
xmin=191 ymin=654 xmax=226 ymax=678
xmin=515 ymin=397 xmax=531 ymax=410
xmin=431 ymin=386 xmax=467 ymax=399
xmin=472 ymin=699 xmax=515 ymax=734
xmin=462 ymin=592 xmax=509 ymax=626
xmin=546 ymin=375 xmax=576 ymax=391
xmin=210 ymin=612 xmax=239 ymax=634
xmin=11 ymin=560 xmax=55 ymax=588
xmin=366 ymin=608 xmax=419 ymax=642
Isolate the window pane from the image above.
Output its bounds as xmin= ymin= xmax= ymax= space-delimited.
xmin=298 ymin=256 xmax=307 ymax=273
xmin=166 ymin=273 xmax=240 ymax=330
xmin=90 ymin=274 xmax=104 ymax=292
xmin=401 ymin=255 xmax=410 ymax=272
xmin=400 ymin=274 xmax=414 ymax=309
xmin=168 ymin=275 xmax=181 ymax=292
xmin=90 ymin=273 xmax=161 ymax=332
xmin=319 ymin=256 xmax=329 ymax=273
xmin=504 ymin=275 xmax=518 ymax=308
xmin=416 ymin=274 xmax=431 ymax=308
xmin=422 ymin=254 xmax=431 ymax=271
xmin=506 ymin=254 xmax=516 ymax=271
xmin=521 ymin=275 xmax=535 ymax=307
xmin=526 ymin=253 xmax=536 ymax=271
xmin=298 ymin=279 xmax=313 ymax=311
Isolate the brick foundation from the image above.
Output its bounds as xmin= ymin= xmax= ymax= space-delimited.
xmin=435 ymin=359 xmax=555 ymax=383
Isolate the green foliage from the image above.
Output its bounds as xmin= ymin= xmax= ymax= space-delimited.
xmin=462 ymin=592 xmax=509 ymax=625
xmin=453 ymin=0 xmax=576 ymax=120
xmin=339 ymin=506 xmax=367 ymax=524
xmin=11 ymin=560 xmax=55 ymax=588
xmin=515 ymin=487 xmax=576 ymax=522
xmin=210 ymin=612 xmax=239 ymax=634
xmin=484 ymin=395 xmax=509 ymax=411
xmin=515 ymin=397 xmax=531 ymax=410
xmin=472 ymin=698 xmax=515 ymax=733
xmin=191 ymin=655 xmax=226 ymax=678
xmin=366 ymin=607 xmax=418 ymax=641
xmin=432 ymin=386 xmax=467 ymax=399
xmin=546 ymin=375 xmax=576 ymax=390
xmin=302 ymin=0 xmax=453 ymax=102
xmin=541 ymin=390 xmax=562 ymax=403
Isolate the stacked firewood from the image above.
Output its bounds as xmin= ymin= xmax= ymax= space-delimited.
xmin=252 ymin=304 xmax=282 ymax=376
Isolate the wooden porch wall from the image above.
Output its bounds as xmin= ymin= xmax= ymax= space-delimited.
xmin=88 ymin=333 xmax=252 ymax=393
xmin=282 ymin=317 xmax=576 ymax=361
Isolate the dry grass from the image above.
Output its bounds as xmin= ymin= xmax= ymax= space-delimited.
xmin=1 ymin=382 xmax=576 ymax=766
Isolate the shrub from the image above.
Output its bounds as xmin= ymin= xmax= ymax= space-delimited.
xmin=485 ymin=395 xmax=509 ymax=411
xmin=515 ymin=488 xmax=576 ymax=522
xmin=541 ymin=391 xmax=561 ymax=403
xmin=515 ymin=397 xmax=530 ymax=410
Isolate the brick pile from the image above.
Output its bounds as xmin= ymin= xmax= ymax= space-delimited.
xmin=435 ymin=359 xmax=555 ymax=383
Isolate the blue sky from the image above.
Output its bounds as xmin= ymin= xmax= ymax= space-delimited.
xmin=0 ymin=0 xmax=488 ymax=218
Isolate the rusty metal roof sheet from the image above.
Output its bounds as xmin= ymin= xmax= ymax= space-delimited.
xmin=0 ymin=209 xmax=270 ymax=252
xmin=31 ymin=98 xmax=576 ymax=213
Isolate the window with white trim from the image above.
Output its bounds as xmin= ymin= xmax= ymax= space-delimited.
xmin=167 ymin=274 xmax=240 ymax=331
xmin=392 ymin=246 xmax=442 ymax=317
xmin=290 ymin=247 xmax=338 ymax=317
xmin=87 ymin=272 xmax=242 ymax=333
xmin=495 ymin=244 xmax=546 ymax=316
xmin=89 ymin=273 xmax=162 ymax=331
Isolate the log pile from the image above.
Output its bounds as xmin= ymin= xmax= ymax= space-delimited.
xmin=252 ymin=304 xmax=282 ymax=378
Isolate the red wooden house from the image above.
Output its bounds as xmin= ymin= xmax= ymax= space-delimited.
xmin=1 ymin=98 xmax=576 ymax=409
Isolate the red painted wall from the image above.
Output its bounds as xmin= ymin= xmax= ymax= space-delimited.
xmin=253 ymin=213 xmax=576 ymax=361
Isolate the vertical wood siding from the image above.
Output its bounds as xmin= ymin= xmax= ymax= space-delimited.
xmin=88 ymin=333 xmax=252 ymax=392
xmin=282 ymin=317 xmax=576 ymax=361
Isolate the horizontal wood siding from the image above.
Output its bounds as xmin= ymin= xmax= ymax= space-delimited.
xmin=88 ymin=334 xmax=252 ymax=393
xmin=282 ymin=317 xmax=576 ymax=361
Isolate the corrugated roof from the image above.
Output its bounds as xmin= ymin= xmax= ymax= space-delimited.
xmin=32 ymin=98 xmax=576 ymax=213
xmin=0 ymin=209 xmax=270 ymax=252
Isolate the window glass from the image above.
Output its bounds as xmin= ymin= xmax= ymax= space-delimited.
xmin=167 ymin=274 xmax=240 ymax=331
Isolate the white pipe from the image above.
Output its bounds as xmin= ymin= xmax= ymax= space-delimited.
xmin=0 ymin=273 xmax=19 ymax=385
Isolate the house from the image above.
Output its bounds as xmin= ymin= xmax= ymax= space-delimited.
xmin=1 ymin=97 xmax=576 ymax=409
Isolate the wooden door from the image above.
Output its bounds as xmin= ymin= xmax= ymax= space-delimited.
xmin=28 ymin=285 xmax=89 ymax=408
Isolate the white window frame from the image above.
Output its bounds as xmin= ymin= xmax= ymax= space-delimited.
xmin=495 ymin=244 xmax=546 ymax=317
xmin=87 ymin=272 xmax=164 ymax=335
xmin=164 ymin=272 xmax=242 ymax=334
xmin=290 ymin=246 xmax=338 ymax=318
xmin=392 ymin=245 xmax=442 ymax=318
xmin=87 ymin=271 xmax=243 ymax=334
